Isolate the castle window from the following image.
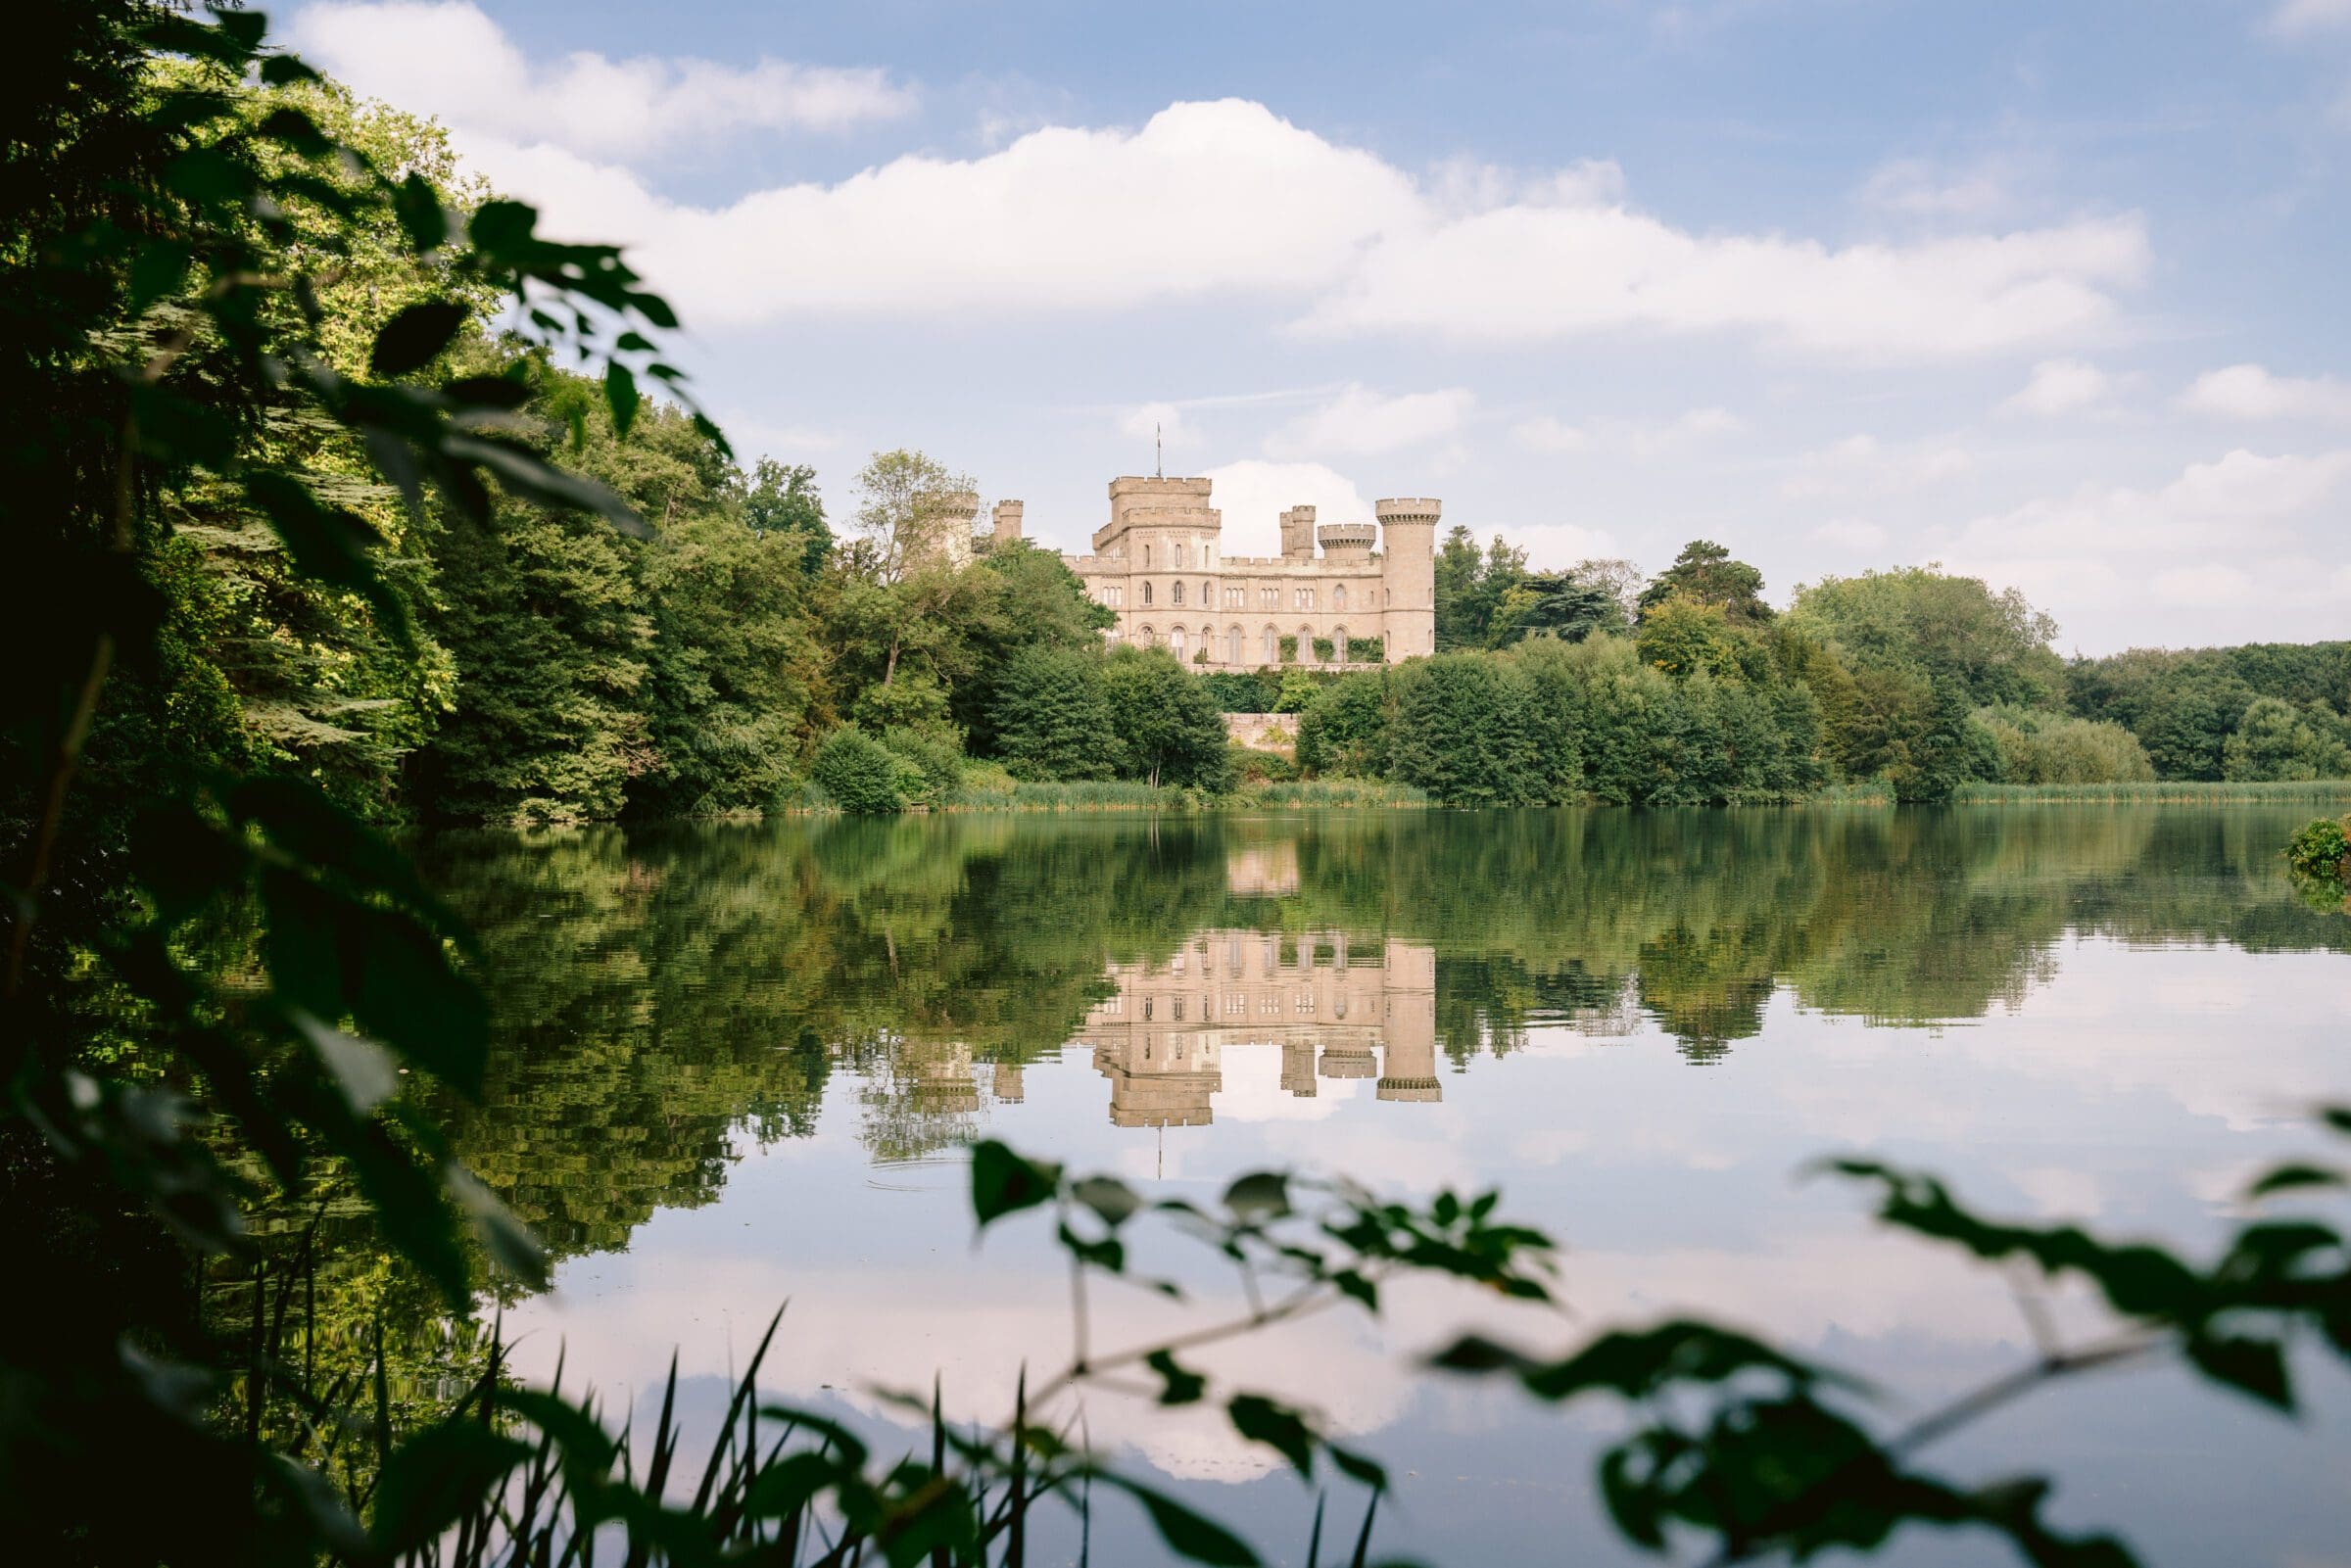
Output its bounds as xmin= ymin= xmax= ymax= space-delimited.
xmin=1333 ymin=584 xmax=1347 ymax=611
xmin=1105 ymin=585 xmax=1124 ymax=608
xmin=1262 ymin=626 xmax=1276 ymax=662
xmin=1171 ymin=627 xmax=1188 ymax=657
xmin=1139 ymin=624 xmax=1155 ymax=645
xmin=1201 ymin=581 xmax=1211 ymax=605
xmin=1143 ymin=545 xmax=1151 ymax=568
xmin=1226 ymin=626 xmax=1242 ymax=663
xmin=1176 ymin=543 xmax=1187 ymax=567
xmin=1142 ymin=581 xmax=1154 ymax=605
xmin=1143 ymin=996 xmax=1154 ymax=1021
xmin=1261 ymin=588 xmax=1277 ymax=607
xmin=1171 ymin=580 xmax=1184 ymax=606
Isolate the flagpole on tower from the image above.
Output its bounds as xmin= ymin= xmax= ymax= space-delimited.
xmin=1155 ymin=421 xmax=1163 ymax=480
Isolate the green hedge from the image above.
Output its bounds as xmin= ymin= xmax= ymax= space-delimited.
xmin=1347 ymin=637 xmax=1384 ymax=664
xmin=1279 ymin=635 xmax=1299 ymax=664
xmin=1312 ymin=637 xmax=1336 ymax=663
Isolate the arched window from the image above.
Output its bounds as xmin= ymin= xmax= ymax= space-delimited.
xmin=1172 ymin=580 xmax=1184 ymax=606
xmin=1332 ymin=626 xmax=1347 ymax=663
xmin=1139 ymin=624 xmax=1156 ymax=646
xmin=1171 ymin=626 xmax=1188 ymax=657
xmin=1333 ymin=584 xmax=1347 ymax=611
xmin=1201 ymin=580 xmax=1211 ymax=606
xmin=1143 ymin=545 xmax=1152 ymax=568
xmin=1176 ymin=543 xmax=1187 ymax=568
xmin=1262 ymin=626 xmax=1276 ymax=663
xmin=1226 ymin=625 xmax=1242 ymax=663
xmin=1142 ymin=581 xmax=1154 ymax=605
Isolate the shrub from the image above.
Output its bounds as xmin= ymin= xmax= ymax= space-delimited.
xmin=1975 ymin=704 xmax=2156 ymax=784
xmin=811 ymin=728 xmax=905 ymax=813
xmin=1312 ymin=636 xmax=1336 ymax=663
xmin=2287 ymin=816 xmax=2350 ymax=878
xmin=1199 ymin=670 xmax=1279 ymax=712
xmin=1278 ymin=635 xmax=1299 ymax=664
xmin=1227 ymin=742 xmax=1297 ymax=784
xmin=880 ymin=726 xmax=965 ymax=805
xmin=1346 ymin=637 xmax=1384 ymax=664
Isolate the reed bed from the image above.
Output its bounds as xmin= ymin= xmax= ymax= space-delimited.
xmin=1951 ymin=780 xmax=2351 ymax=805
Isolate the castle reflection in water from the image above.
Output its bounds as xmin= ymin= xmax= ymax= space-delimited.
xmin=1079 ymin=928 xmax=1439 ymax=1127
xmin=1074 ymin=838 xmax=1437 ymax=1128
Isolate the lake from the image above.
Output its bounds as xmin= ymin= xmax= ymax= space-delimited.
xmin=413 ymin=806 xmax=2351 ymax=1566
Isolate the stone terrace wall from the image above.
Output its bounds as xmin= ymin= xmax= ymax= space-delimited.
xmin=1224 ymin=712 xmax=1300 ymax=750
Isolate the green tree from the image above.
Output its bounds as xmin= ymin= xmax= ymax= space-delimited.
xmin=733 ymin=457 xmax=830 ymax=570
xmin=1638 ymin=540 xmax=1772 ymax=625
xmin=990 ymin=646 xmax=1116 ymax=782
xmin=1388 ymin=654 xmax=1545 ymax=805
xmin=951 ymin=540 xmax=1115 ymax=754
xmin=1101 ymin=648 xmax=1233 ymax=789
xmin=1295 ymin=669 xmax=1393 ymax=777
xmin=2223 ymin=697 xmax=2351 ymax=781
xmin=1791 ymin=565 xmax=2062 ymax=709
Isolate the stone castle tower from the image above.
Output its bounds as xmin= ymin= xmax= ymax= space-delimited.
xmin=986 ymin=475 xmax=1438 ymax=668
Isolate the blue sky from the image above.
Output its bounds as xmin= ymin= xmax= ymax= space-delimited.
xmin=287 ymin=1 xmax=2351 ymax=652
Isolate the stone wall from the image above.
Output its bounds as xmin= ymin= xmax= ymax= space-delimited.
xmin=1223 ymin=712 xmax=1299 ymax=750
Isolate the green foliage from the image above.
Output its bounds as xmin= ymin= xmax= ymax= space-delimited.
xmin=1102 ymin=648 xmax=1235 ymax=791
xmin=1347 ymin=636 xmax=1385 ymax=663
xmin=2224 ymin=697 xmax=2351 ymax=782
xmin=1638 ymin=540 xmax=1772 ymax=626
xmin=1312 ymin=636 xmax=1336 ymax=662
xmin=1975 ymin=704 xmax=2155 ymax=784
xmin=2287 ymin=816 xmax=2350 ymax=878
xmin=1791 ymin=566 xmax=2063 ymax=710
xmin=988 ymin=645 xmax=1117 ymax=782
xmin=1634 ymin=594 xmax=1748 ymax=680
xmin=1278 ymin=634 xmax=1299 ymax=664
xmin=1296 ymin=670 xmax=1394 ymax=778
xmin=1433 ymin=525 xmax=1531 ymax=649
xmin=2067 ymin=641 xmax=2350 ymax=782
xmin=811 ymin=728 xmax=906 ymax=812
xmin=1389 ymin=654 xmax=1549 ymax=805
xmin=1271 ymin=668 xmax=1332 ymax=712
xmin=1199 ymin=669 xmax=1280 ymax=712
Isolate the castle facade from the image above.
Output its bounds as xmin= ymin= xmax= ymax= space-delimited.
xmin=978 ymin=475 xmax=1439 ymax=668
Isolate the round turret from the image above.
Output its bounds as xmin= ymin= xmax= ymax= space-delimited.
xmin=1317 ymin=521 xmax=1376 ymax=561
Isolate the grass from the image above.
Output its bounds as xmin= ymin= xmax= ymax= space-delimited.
xmin=1952 ymin=780 xmax=2351 ymax=805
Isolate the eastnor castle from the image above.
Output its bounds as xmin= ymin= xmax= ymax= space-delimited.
xmin=938 ymin=475 xmax=1439 ymax=668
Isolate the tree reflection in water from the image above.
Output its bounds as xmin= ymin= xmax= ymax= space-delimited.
xmin=403 ymin=806 xmax=2347 ymax=1263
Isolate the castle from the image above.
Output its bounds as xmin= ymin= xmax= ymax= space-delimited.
xmin=962 ymin=475 xmax=1439 ymax=668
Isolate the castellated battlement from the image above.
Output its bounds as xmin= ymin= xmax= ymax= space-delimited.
xmin=931 ymin=489 xmax=981 ymax=520
xmin=1063 ymin=470 xmax=1439 ymax=665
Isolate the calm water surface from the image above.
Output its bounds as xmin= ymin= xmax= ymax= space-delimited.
xmin=416 ymin=807 xmax=2351 ymax=1566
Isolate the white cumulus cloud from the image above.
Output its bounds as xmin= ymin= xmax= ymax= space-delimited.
xmin=2176 ymin=363 xmax=2351 ymax=423
xmin=1512 ymin=407 xmax=1741 ymax=459
xmin=1999 ymin=358 xmax=2111 ymax=418
xmin=1781 ymin=434 xmax=1973 ymax=500
xmin=1197 ymin=461 xmax=1374 ymax=559
xmin=2268 ymin=0 xmax=2351 ymax=35
xmin=288 ymin=1 xmax=916 ymax=161
xmin=1265 ymin=385 xmax=1474 ymax=458
xmin=1935 ymin=448 xmax=2351 ymax=649
xmin=292 ymin=7 xmax=2155 ymax=357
